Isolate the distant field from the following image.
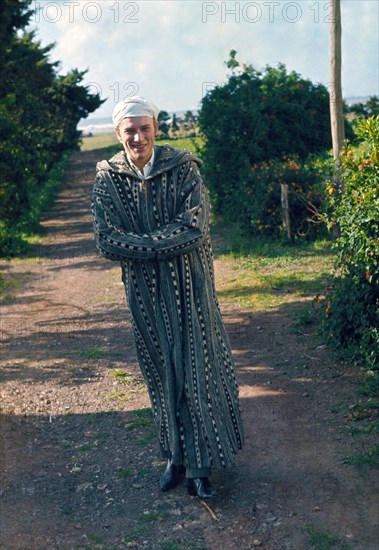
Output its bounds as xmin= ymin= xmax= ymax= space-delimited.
xmin=157 ymin=137 xmax=202 ymax=154
xmin=80 ymin=132 xmax=118 ymax=151
xmin=80 ymin=133 xmax=202 ymax=154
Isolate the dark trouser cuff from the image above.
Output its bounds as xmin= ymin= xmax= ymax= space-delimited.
xmin=185 ymin=467 xmax=210 ymax=478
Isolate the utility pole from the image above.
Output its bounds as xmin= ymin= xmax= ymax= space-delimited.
xmin=329 ymin=0 xmax=345 ymax=191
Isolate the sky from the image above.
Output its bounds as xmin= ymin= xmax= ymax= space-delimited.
xmin=28 ymin=0 xmax=379 ymax=119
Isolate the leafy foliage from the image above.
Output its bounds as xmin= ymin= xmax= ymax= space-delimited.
xmin=197 ymin=50 xmax=350 ymax=238
xmin=158 ymin=110 xmax=170 ymax=138
xmin=244 ymin=154 xmax=333 ymax=238
xmin=0 ymin=0 xmax=103 ymax=255
xmin=348 ymin=96 xmax=379 ymax=118
xmin=322 ymin=116 xmax=379 ymax=377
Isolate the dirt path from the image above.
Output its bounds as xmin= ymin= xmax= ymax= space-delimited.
xmin=0 ymin=151 xmax=378 ymax=550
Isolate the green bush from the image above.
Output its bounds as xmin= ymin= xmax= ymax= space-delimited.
xmin=198 ymin=51 xmax=350 ymax=239
xmin=0 ymin=0 xmax=103 ymax=256
xmin=322 ymin=116 xmax=379 ymax=374
xmin=0 ymin=153 xmax=70 ymax=257
xmin=244 ymin=153 xmax=333 ymax=238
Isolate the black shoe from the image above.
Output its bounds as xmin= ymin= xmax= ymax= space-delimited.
xmin=160 ymin=460 xmax=185 ymax=492
xmin=186 ymin=477 xmax=217 ymax=499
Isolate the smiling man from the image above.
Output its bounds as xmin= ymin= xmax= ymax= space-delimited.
xmin=115 ymin=112 xmax=158 ymax=173
xmin=92 ymin=97 xmax=244 ymax=499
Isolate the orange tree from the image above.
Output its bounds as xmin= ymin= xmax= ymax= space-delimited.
xmin=322 ymin=116 xmax=379 ymax=381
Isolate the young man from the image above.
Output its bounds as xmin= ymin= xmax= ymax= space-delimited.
xmin=92 ymin=97 xmax=244 ymax=499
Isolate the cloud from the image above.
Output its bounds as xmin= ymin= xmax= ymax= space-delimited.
xmin=29 ymin=0 xmax=379 ymax=116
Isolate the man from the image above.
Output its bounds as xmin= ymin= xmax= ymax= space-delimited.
xmin=92 ymin=97 xmax=244 ymax=499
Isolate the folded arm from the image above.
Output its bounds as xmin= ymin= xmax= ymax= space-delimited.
xmin=92 ymin=161 xmax=210 ymax=261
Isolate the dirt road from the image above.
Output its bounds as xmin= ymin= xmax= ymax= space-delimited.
xmin=0 ymin=150 xmax=378 ymax=550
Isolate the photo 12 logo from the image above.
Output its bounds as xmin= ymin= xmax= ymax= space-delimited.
xmin=202 ymin=82 xmax=218 ymax=98
xmin=33 ymin=2 xmax=140 ymax=24
xmin=85 ymin=81 xmax=140 ymax=105
xmin=202 ymin=1 xmax=336 ymax=24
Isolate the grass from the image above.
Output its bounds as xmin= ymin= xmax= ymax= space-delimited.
xmin=305 ymin=525 xmax=351 ymax=549
xmin=341 ymin=401 xmax=379 ymax=468
xmin=75 ymin=347 xmax=123 ymax=360
xmin=80 ymin=132 xmax=202 ymax=155
xmin=126 ymin=407 xmax=154 ymax=430
xmin=123 ymin=526 xmax=146 ymax=541
xmin=78 ymin=431 xmax=109 ymax=452
xmin=107 ymin=369 xmax=147 ymax=401
xmin=117 ymin=467 xmax=134 ymax=478
xmin=136 ymin=469 xmax=150 ymax=478
xmin=139 ymin=510 xmax=170 ymax=523
xmin=76 ymin=347 xmax=106 ymax=360
xmin=290 ymin=306 xmax=316 ymax=334
xmin=157 ymin=136 xmax=202 ymax=153
xmin=161 ymin=545 xmax=207 ymax=550
xmin=124 ymin=407 xmax=156 ymax=445
xmin=111 ymin=369 xmax=132 ymax=379
xmin=212 ymin=223 xmax=379 ymax=462
xmin=80 ymin=132 xmax=118 ymax=151
xmin=0 ymin=267 xmax=36 ymax=302
xmin=110 ymin=369 xmax=145 ymax=385
xmin=341 ymin=443 xmax=379 ymax=468
xmin=214 ymin=235 xmax=335 ymax=313
xmin=87 ymin=534 xmax=103 ymax=543
xmin=345 ymin=420 xmax=379 ymax=435
xmin=348 ymin=401 xmax=379 ymax=421
xmin=360 ymin=373 xmax=379 ymax=397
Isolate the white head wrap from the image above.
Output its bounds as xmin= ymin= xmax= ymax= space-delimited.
xmin=112 ymin=96 xmax=159 ymax=127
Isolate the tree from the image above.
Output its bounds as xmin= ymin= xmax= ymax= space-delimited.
xmin=198 ymin=52 xmax=340 ymax=236
xmin=349 ymin=96 xmax=379 ymax=118
xmin=0 ymin=0 xmax=33 ymax=58
xmin=171 ymin=113 xmax=179 ymax=132
xmin=183 ymin=110 xmax=196 ymax=126
xmin=0 ymin=0 xmax=103 ymax=253
xmin=49 ymin=69 xmax=105 ymax=153
xmin=158 ymin=110 xmax=170 ymax=138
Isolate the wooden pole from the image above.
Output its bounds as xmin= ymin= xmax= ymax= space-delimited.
xmin=281 ymin=183 xmax=292 ymax=241
xmin=329 ymin=0 xmax=345 ymax=187
xmin=329 ymin=0 xmax=345 ymax=240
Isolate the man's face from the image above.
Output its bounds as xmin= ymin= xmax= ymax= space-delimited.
xmin=116 ymin=116 xmax=158 ymax=170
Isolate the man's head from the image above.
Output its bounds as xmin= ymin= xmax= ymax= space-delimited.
xmin=113 ymin=97 xmax=159 ymax=170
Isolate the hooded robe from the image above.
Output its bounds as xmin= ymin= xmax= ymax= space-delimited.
xmin=92 ymin=144 xmax=244 ymax=469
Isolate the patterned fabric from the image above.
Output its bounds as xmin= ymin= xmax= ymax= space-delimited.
xmin=92 ymin=144 xmax=244 ymax=469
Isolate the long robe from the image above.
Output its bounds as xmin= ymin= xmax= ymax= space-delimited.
xmin=92 ymin=144 xmax=244 ymax=469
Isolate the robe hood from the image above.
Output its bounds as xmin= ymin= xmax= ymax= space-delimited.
xmin=96 ymin=144 xmax=202 ymax=178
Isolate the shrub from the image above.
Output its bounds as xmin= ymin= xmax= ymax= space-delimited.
xmin=198 ymin=51 xmax=350 ymax=239
xmin=0 ymin=1 xmax=103 ymax=256
xmin=245 ymin=153 xmax=333 ymax=238
xmin=322 ymin=116 xmax=379 ymax=373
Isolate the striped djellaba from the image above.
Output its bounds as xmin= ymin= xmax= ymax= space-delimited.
xmin=92 ymin=144 xmax=244 ymax=470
